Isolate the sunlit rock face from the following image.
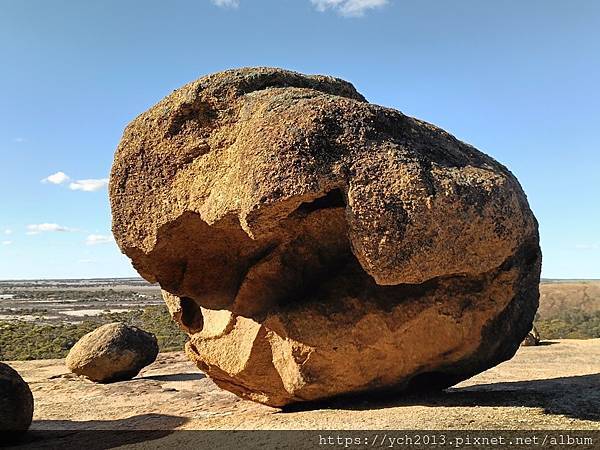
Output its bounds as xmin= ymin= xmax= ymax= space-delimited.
xmin=66 ymin=323 xmax=158 ymax=382
xmin=110 ymin=67 xmax=541 ymax=407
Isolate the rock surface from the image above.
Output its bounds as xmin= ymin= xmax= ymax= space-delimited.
xmin=0 ymin=362 xmax=34 ymax=432
xmin=110 ymin=67 xmax=541 ymax=406
xmin=7 ymin=340 xmax=600 ymax=433
xmin=522 ymin=326 xmax=541 ymax=346
xmin=66 ymin=322 xmax=158 ymax=382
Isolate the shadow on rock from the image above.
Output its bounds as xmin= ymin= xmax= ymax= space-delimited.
xmin=282 ymin=374 xmax=600 ymax=422
xmin=4 ymin=414 xmax=188 ymax=449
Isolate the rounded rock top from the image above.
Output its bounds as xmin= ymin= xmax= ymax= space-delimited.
xmin=0 ymin=362 xmax=34 ymax=432
xmin=66 ymin=322 xmax=159 ymax=383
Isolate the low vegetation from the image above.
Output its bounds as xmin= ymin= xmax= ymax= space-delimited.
xmin=535 ymin=310 xmax=600 ymax=340
xmin=534 ymin=281 xmax=600 ymax=340
xmin=0 ymin=306 xmax=187 ymax=360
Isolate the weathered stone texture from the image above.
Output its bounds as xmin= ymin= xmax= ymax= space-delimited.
xmin=110 ymin=67 xmax=541 ymax=406
xmin=66 ymin=322 xmax=158 ymax=382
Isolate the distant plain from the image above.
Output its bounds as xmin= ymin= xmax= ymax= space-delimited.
xmin=0 ymin=278 xmax=599 ymax=361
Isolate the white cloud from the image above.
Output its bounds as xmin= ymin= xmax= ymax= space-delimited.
xmin=26 ymin=223 xmax=76 ymax=235
xmin=211 ymin=0 xmax=387 ymax=16
xmin=41 ymin=172 xmax=109 ymax=192
xmin=13 ymin=137 xmax=26 ymax=143
xmin=311 ymin=0 xmax=388 ymax=16
xmin=4 ymin=229 xmax=12 ymax=235
xmin=211 ymin=0 xmax=239 ymax=8
xmin=41 ymin=171 xmax=71 ymax=185
xmin=311 ymin=0 xmax=343 ymax=11
xmin=69 ymin=178 xmax=109 ymax=192
xmin=85 ymin=234 xmax=114 ymax=245
xmin=1 ymin=240 xmax=12 ymax=246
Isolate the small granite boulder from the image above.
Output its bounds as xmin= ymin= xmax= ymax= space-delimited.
xmin=521 ymin=326 xmax=541 ymax=346
xmin=0 ymin=362 xmax=34 ymax=432
xmin=66 ymin=322 xmax=159 ymax=382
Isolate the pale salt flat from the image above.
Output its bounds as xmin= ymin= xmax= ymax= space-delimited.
xmin=0 ymin=314 xmax=62 ymax=321
xmin=59 ymin=308 xmax=131 ymax=317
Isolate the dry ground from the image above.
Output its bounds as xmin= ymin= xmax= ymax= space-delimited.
xmin=6 ymin=339 xmax=599 ymax=432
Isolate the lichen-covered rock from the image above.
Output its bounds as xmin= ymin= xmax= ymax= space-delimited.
xmin=66 ymin=323 xmax=158 ymax=382
xmin=521 ymin=326 xmax=541 ymax=346
xmin=0 ymin=362 xmax=34 ymax=432
xmin=110 ymin=67 xmax=541 ymax=406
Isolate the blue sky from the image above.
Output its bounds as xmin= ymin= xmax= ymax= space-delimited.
xmin=0 ymin=0 xmax=598 ymax=279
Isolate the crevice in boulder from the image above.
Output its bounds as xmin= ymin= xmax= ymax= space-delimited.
xmin=289 ymin=188 xmax=346 ymax=218
xmin=180 ymin=297 xmax=204 ymax=333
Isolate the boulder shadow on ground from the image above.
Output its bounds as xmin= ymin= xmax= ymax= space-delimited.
xmin=139 ymin=372 xmax=205 ymax=382
xmin=536 ymin=340 xmax=559 ymax=346
xmin=282 ymin=374 xmax=600 ymax=422
xmin=5 ymin=414 xmax=188 ymax=450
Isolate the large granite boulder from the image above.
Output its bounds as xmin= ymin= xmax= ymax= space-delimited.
xmin=0 ymin=362 xmax=34 ymax=432
xmin=66 ymin=322 xmax=158 ymax=382
xmin=110 ymin=67 xmax=541 ymax=406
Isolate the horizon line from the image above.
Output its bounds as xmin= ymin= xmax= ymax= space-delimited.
xmin=1 ymin=276 xmax=599 ymax=283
